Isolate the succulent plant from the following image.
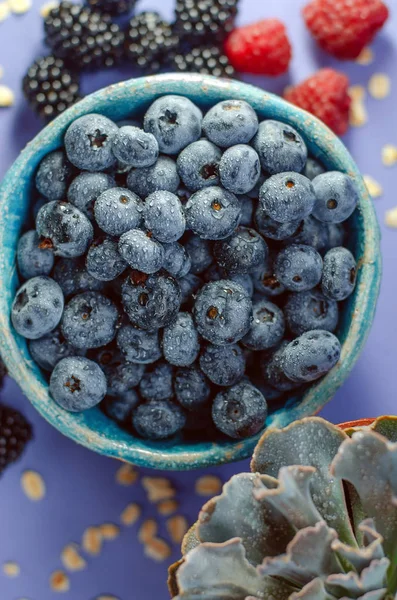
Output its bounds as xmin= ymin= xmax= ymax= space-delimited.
xmin=169 ymin=416 xmax=397 ymax=600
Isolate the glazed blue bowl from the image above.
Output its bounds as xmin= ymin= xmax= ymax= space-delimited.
xmin=0 ymin=74 xmax=381 ymax=470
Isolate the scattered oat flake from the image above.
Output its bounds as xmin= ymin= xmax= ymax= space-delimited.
xmin=50 ymin=570 xmax=70 ymax=592
xmin=144 ymin=537 xmax=171 ymax=562
xmin=115 ymin=463 xmax=138 ymax=486
xmin=382 ymin=144 xmax=397 ymax=167
xmin=368 ymin=73 xmax=391 ymax=100
xmin=364 ymin=175 xmax=383 ymax=198
xmin=349 ymin=99 xmax=368 ymax=128
xmin=195 ymin=475 xmax=222 ymax=496
xmin=100 ymin=523 xmax=120 ymax=540
xmin=21 ymin=470 xmax=46 ymax=500
xmin=157 ymin=499 xmax=178 ymax=516
xmin=385 ymin=207 xmax=397 ymax=228
xmin=3 ymin=561 xmax=20 ymax=577
xmin=120 ymin=503 xmax=141 ymax=526
xmin=142 ymin=476 xmax=175 ymax=502
xmin=7 ymin=0 xmax=31 ymax=13
xmin=349 ymin=85 xmax=366 ymax=102
xmin=167 ymin=515 xmax=189 ymax=544
xmin=0 ymin=1 xmax=10 ymax=20
xmin=138 ymin=519 xmax=158 ymax=544
xmin=61 ymin=544 xmax=86 ymax=572
xmin=96 ymin=596 xmax=119 ymax=600
xmin=0 ymin=84 xmax=14 ymax=108
xmin=39 ymin=0 xmax=57 ymax=16
xmin=82 ymin=526 xmax=102 ymax=556
xmin=356 ymin=47 xmax=374 ymax=65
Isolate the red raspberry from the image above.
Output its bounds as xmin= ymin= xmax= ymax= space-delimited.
xmin=284 ymin=68 xmax=351 ymax=136
xmin=303 ymin=0 xmax=389 ymax=60
xmin=224 ymin=19 xmax=292 ymax=76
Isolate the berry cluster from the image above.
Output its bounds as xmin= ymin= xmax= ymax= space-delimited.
xmin=0 ymin=403 xmax=32 ymax=475
xmin=12 ymin=94 xmax=359 ymax=443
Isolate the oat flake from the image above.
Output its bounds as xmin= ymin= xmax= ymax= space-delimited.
xmin=356 ymin=47 xmax=374 ymax=65
xmin=115 ymin=463 xmax=138 ymax=486
xmin=0 ymin=84 xmax=14 ymax=107
xmin=385 ymin=207 xmax=397 ymax=228
xmin=100 ymin=523 xmax=120 ymax=540
xmin=120 ymin=503 xmax=141 ymax=526
xmin=3 ymin=561 xmax=20 ymax=577
xmin=368 ymin=73 xmax=391 ymax=100
xmin=195 ymin=475 xmax=222 ymax=496
xmin=349 ymin=100 xmax=368 ymax=128
xmin=364 ymin=175 xmax=383 ymax=198
xmin=50 ymin=570 xmax=70 ymax=592
xmin=138 ymin=519 xmax=158 ymax=544
xmin=96 ymin=596 xmax=119 ymax=600
xmin=82 ymin=526 xmax=102 ymax=556
xmin=157 ymin=499 xmax=178 ymax=516
xmin=144 ymin=538 xmax=171 ymax=562
xmin=382 ymin=145 xmax=397 ymax=167
xmin=0 ymin=1 xmax=10 ymax=21
xmin=61 ymin=543 xmax=87 ymax=571
xmin=7 ymin=0 xmax=31 ymax=14
xmin=21 ymin=470 xmax=46 ymax=500
xmin=167 ymin=515 xmax=189 ymax=544
xmin=142 ymin=476 xmax=176 ymax=502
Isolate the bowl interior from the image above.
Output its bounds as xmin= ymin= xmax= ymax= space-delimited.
xmin=0 ymin=74 xmax=381 ymax=470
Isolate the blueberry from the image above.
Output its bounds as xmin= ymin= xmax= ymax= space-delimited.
xmin=67 ymin=172 xmax=115 ymax=220
xmin=50 ymin=357 xmax=107 ymax=412
xmin=106 ymin=361 xmax=145 ymax=396
xmin=17 ymin=230 xmax=54 ymax=280
xmin=143 ymin=191 xmax=185 ymax=243
xmin=212 ymin=381 xmax=267 ymax=439
xmin=32 ymin=196 xmax=48 ymax=221
xmin=242 ymin=299 xmax=285 ymax=351
xmin=255 ymin=205 xmax=300 ymax=240
xmin=103 ymin=389 xmax=140 ymax=424
xmin=133 ymin=400 xmax=185 ymax=440
xmin=64 ymin=113 xmax=118 ymax=171
xmin=239 ymin=195 xmax=255 ymax=226
xmin=202 ymin=100 xmax=259 ymax=148
xmin=11 ymin=276 xmax=64 ymax=340
xmin=86 ymin=237 xmax=127 ymax=282
xmin=252 ymin=258 xmax=286 ymax=297
xmin=284 ymin=289 xmax=339 ymax=335
xmin=259 ymin=172 xmax=316 ymax=223
xmin=184 ymin=235 xmax=213 ymax=274
xmin=29 ymin=327 xmax=83 ymax=372
xmin=193 ymin=280 xmax=252 ymax=345
xmin=214 ymin=227 xmax=268 ymax=274
xmin=122 ymin=271 xmax=181 ymax=330
xmin=283 ymin=330 xmax=341 ymax=382
xmin=118 ymin=229 xmax=164 ymax=274
xmin=117 ymin=324 xmax=162 ymax=364
xmin=143 ymin=95 xmax=203 ymax=155
xmin=179 ymin=273 xmax=203 ymax=305
xmin=127 ymin=155 xmax=180 ymax=198
xmin=252 ymin=120 xmax=307 ymax=174
xmin=111 ymin=126 xmax=159 ymax=167
xmin=246 ymin=172 xmax=268 ymax=199
xmin=177 ymin=140 xmax=221 ymax=191
xmin=260 ymin=341 xmax=301 ymax=392
xmin=162 ymin=243 xmax=191 ymax=278
xmin=185 ymin=187 xmax=241 ymax=240
xmin=204 ymin=265 xmax=254 ymax=297
xmin=53 ymin=258 xmax=104 ymax=297
xmin=174 ymin=366 xmax=211 ymax=411
xmin=36 ymin=200 xmax=93 ymax=258
xmin=283 ymin=216 xmax=329 ymax=253
xmin=163 ymin=312 xmax=199 ymax=367
xmin=312 ymin=172 xmax=359 ymax=223
xmin=274 ymin=244 xmax=323 ymax=292
xmin=61 ymin=291 xmax=118 ymax=349
xmin=321 ymin=247 xmax=357 ymax=301
xmin=219 ymin=145 xmax=261 ymax=195
xmin=325 ymin=223 xmax=346 ymax=251
xmin=35 ymin=150 xmax=74 ymax=200
xmin=304 ymin=157 xmax=325 ymax=180
xmin=91 ymin=346 xmax=122 ymax=376
xmin=94 ymin=187 xmax=142 ymax=237
xmin=199 ymin=343 xmax=245 ymax=386
xmin=139 ymin=362 xmax=173 ymax=401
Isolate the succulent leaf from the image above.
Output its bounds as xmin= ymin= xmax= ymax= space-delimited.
xmin=290 ymin=578 xmax=334 ymax=600
xmin=326 ymin=558 xmax=390 ymax=598
xmin=198 ymin=473 xmax=295 ymax=565
xmin=252 ymin=418 xmax=357 ymax=547
xmin=370 ymin=416 xmax=397 ymax=444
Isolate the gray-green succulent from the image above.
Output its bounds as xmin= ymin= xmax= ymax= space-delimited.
xmin=169 ymin=416 xmax=397 ymax=600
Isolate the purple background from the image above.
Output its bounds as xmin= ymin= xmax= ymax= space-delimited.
xmin=0 ymin=0 xmax=396 ymax=598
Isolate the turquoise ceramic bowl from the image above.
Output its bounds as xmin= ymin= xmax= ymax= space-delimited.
xmin=0 ymin=74 xmax=381 ymax=470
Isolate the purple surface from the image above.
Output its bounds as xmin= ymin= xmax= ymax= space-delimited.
xmin=0 ymin=0 xmax=396 ymax=597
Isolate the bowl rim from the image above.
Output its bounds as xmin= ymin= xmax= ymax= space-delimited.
xmin=0 ymin=73 xmax=381 ymax=470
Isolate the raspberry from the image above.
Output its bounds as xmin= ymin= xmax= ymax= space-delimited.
xmin=284 ymin=68 xmax=351 ymax=136
xmin=303 ymin=0 xmax=389 ymax=60
xmin=224 ymin=19 xmax=292 ymax=76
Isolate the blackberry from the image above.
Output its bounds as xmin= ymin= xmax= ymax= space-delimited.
xmin=86 ymin=0 xmax=137 ymax=16
xmin=125 ymin=12 xmax=178 ymax=72
xmin=22 ymin=55 xmax=80 ymax=120
xmin=0 ymin=357 xmax=7 ymax=388
xmin=0 ymin=404 xmax=32 ymax=475
xmin=172 ymin=46 xmax=235 ymax=78
xmin=44 ymin=2 xmax=124 ymax=70
xmin=174 ymin=0 xmax=239 ymax=44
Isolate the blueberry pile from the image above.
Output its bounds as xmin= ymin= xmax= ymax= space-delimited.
xmin=11 ymin=95 xmax=359 ymax=442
